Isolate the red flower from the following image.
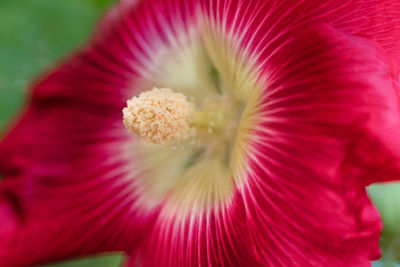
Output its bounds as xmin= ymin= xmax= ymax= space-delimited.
xmin=1 ymin=0 xmax=400 ymax=266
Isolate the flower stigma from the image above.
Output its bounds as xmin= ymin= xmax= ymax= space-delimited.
xmin=123 ymin=87 xmax=194 ymax=145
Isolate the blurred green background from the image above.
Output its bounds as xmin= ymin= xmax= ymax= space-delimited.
xmin=0 ymin=0 xmax=114 ymax=128
xmin=0 ymin=0 xmax=399 ymax=266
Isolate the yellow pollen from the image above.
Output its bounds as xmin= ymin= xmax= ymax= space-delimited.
xmin=123 ymin=87 xmax=194 ymax=145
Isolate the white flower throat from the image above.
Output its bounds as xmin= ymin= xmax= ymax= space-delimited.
xmin=120 ymin=28 xmax=260 ymax=214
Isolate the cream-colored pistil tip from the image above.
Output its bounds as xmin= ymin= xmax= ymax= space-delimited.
xmin=123 ymin=87 xmax=194 ymax=145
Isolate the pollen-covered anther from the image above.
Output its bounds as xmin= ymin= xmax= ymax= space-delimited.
xmin=123 ymin=87 xmax=194 ymax=145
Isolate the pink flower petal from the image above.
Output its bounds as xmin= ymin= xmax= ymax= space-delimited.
xmin=1 ymin=0 xmax=400 ymax=266
xmin=122 ymin=21 xmax=400 ymax=266
xmin=0 ymin=105 xmax=152 ymax=265
xmin=243 ymin=23 xmax=399 ymax=265
xmin=212 ymin=0 xmax=400 ymax=63
xmin=0 ymin=0 xmax=198 ymax=264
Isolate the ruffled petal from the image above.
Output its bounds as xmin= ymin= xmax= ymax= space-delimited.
xmin=205 ymin=0 xmax=400 ymax=183
xmin=0 ymin=103 xmax=152 ymax=266
xmin=242 ymin=23 xmax=399 ymax=265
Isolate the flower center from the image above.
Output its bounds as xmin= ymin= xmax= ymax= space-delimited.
xmin=121 ymin=27 xmax=261 ymax=214
xmin=122 ymin=86 xmax=247 ymax=213
xmin=123 ymin=87 xmax=242 ymax=155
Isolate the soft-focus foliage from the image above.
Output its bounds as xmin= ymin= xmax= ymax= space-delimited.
xmin=0 ymin=0 xmax=113 ymax=128
xmin=41 ymin=253 xmax=123 ymax=267
xmin=370 ymin=184 xmax=400 ymax=264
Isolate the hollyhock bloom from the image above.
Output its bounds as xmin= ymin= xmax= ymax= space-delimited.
xmin=1 ymin=0 xmax=400 ymax=266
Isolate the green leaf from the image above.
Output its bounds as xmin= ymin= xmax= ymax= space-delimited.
xmin=0 ymin=0 xmax=115 ymax=129
xmin=38 ymin=253 xmax=124 ymax=267
xmin=369 ymin=183 xmax=400 ymax=262
xmin=372 ymin=259 xmax=400 ymax=267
